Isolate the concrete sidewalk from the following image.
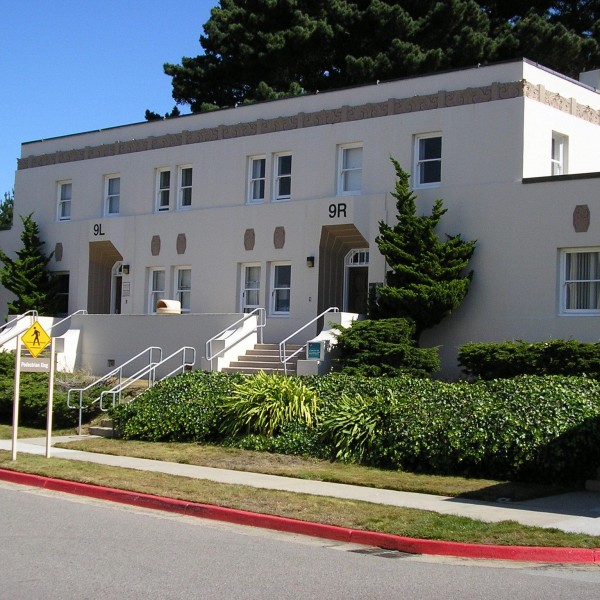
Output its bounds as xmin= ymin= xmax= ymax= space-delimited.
xmin=3 ymin=435 xmax=600 ymax=537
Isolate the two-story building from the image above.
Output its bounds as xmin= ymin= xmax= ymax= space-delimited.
xmin=2 ymin=58 xmax=599 ymax=375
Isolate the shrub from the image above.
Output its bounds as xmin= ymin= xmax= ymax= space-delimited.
xmin=219 ymin=371 xmax=319 ymax=437
xmin=458 ymin=340 xmax=600 ymax=379
xmin=332 ymin=318 xmax=440 ymax=377
xmin=111 ymin=370 xmax=242 ymax=441
xmin=0 ymin=350 xmax=89 ymax=428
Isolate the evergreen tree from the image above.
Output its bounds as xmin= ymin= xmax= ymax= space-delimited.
xmin=371 ymin=159 xmax=476 ymax=343
xmin=0 ymin=190 xmax=13 ymax=229
xmin=156 ymin=0 xmax=600 ymax=115
xmin=0 ymin=214 xmax=59 ymax=315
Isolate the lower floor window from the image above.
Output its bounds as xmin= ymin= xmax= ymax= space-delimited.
xmin=148 ymin=268 xmax=165 ymax=313
xmin=562 ymin=249 xmax=600 ymax=313
xmin=175 ymin=267 xmax=191 ymax=313
xmin=271 ymin=263 xmax=291 ymax=315
xmin=53 ymin=272 xmax=70 ymax=316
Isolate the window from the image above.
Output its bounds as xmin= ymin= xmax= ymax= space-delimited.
xmin=338 ymin=145 xmax=362 ymax=194
xmin=53 ymin=272 xmax=70 ymax=315
xmin=104 ymin=176 xmax=120 ymax=216
xmin=414 ymin=134 xmax=442 ymax=187
xmin=156 ymin=169 xmax=171 ymax=211
xmin=561 ymin=249 xmax=600 ymax=313
xmin=178 ymin=166 xmax=193 ymax=208
xmin=248 ymin=156 xmax=266 ymax=203
xmin=551 ymin=132 xmax=568 ymax=175
xmin=270 ymin=263 xmax=291 ymax=315
xmin=174 ymin=267 xmax=191 ymax=313
xmin=241 ymin=264 xmax=261 ymax=312
xmin=274 ymin=154 xmax=292 ymax=200
xmin=148 ymin=268 xmax=165 ymax=313
xmin=57 ymin=181 xmax=72 ymax=221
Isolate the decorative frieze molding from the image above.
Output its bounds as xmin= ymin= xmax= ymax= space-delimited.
xmin=17 ymin=79 xmax=600 ymax=171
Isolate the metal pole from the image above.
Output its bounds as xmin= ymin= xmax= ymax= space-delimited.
xmin=11 ymin=338 xmax=22 ymax=461
xmin=45 ymin=337 xmax=56 ymax=458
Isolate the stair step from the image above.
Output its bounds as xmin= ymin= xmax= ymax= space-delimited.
xmin=89 ymin=425 xmax=116 ymax=438
xmin=223 ymin=366 xmax=296 ymax=375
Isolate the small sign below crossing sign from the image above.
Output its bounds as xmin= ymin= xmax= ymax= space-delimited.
xmin=21 ymin=322 xmax=51 ymax=358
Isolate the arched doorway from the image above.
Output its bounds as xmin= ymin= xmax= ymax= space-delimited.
xmin=88 ymin=241 xmax=123 ymax=314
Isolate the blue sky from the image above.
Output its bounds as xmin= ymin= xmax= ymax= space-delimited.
xmin=0 ymin=1 xmax=216 ymax=198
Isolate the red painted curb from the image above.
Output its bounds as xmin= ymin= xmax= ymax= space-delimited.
xmin=0 ymin=468 xmax=597 ymax=564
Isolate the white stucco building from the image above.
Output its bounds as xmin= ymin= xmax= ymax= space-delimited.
xmin=1 ymin=58 xmax=599 ymax=376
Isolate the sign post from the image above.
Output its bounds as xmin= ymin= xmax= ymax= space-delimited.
xmin=12 ymin=321 xmax=52 ymax=460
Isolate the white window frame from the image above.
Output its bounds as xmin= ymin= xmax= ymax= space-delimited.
xmin=148 ymin=267 xmax=166 ymax=314
xmin=560 ymin=248 xmax=600 ymax=314
xmin=414 ymin=133 xmax=442 ymax=188
xmin=551 ymin=132 xmax=568 ymax=176
xmin=274 ymin=153 xmax=292 ymax=201
xmin=337 ymin=144 xmax=363 ymax=195
xmin=104 ymin=175 xmax=120 ymax=216
xmin=270 ymin=262 xmax=291 ymax=316
xmin=57 ymin=180 xmax=72 ymax=222
xmin=247 ymin=156 xmax=267 ymax=204
xmin=177 ymin=165 xmax=193 ymax=209
xmin=156 ymin=168 xmax=171 ymax=212
xmin=240 ymin=263 xmax=261 ymax=313
xmin=174 ymin=266 xmax=192 ymax=314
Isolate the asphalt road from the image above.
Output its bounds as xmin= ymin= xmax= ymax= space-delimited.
xmin=1 ymin=481 xmax=600 ymax=600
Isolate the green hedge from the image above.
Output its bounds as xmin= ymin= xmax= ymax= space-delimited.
xmin=458 ymin=340 xmax=600 ymax=380
xmin=110 ymin=370 xmax=600 ymax=484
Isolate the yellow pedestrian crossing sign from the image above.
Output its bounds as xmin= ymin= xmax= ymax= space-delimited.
xmin=21 ymin=322 xmax=51 ymax=358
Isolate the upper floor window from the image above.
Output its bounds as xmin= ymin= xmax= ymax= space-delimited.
xmin=561 ymin=249 xmax=600 ymax=314
xmin=174 ymin=267 xmax=191 ymax=313
xmin=274 ymin=154 xmax=292 ymax=201
xmin=551 ymin=132 xmax=568 ymax=176
xmin=57 ymin=181 xmax=72 ymax=221
xmin=104 ymin=175 xmax=120 ymax=216
xmin=156 ymin=169 xmax=171 ymax=212
xmin=248 ymin=156 xmax=266 ymax=203
xmin=178 ymin=166 xmax=193 ymax=209
xmin=338 ymin=145 xmax=362 ymax=195
xmin=414 ymin=134 xmax=442 ymax=187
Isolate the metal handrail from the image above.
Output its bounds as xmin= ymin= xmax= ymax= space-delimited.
xmin=205 ymin=308 xmax=266 ymax=370
xmin=48 ymin=309 xmax=88 ymax=333
xmin=279 ymin=307 xmax=339 ymax=375
xmin=67 ymin=346 xmax=162 ymax=434
xmin=99 ymin=346 xmax=196 ymax=411
xmin=0 ymin=310 xmax=38 ymax=340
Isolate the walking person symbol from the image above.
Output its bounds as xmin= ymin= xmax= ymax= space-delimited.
xmin=32 ymin=325 xmax=40 ymax=346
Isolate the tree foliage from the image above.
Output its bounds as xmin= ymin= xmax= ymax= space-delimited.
xmin=0 ymin=214 xmax=59 ymax=315
xmin=157 ymin=0 xmax=600 ymax=114
xmin=370 ymin=159 xmax=476 ymax=342
xmin=0 ymin=190 xmax=13 ymax=229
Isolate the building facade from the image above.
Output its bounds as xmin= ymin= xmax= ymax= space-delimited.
xmin=2 ymin=58 xmax=600 ymax=375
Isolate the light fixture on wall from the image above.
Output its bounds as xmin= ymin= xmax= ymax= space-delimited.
xmin=122 ymin=264 xmax=130 ymax=275
xmin=306 ymin=256 xmax=315 ymax=268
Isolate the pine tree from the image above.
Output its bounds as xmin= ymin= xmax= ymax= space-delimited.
xmin=0 ymin=214 xmax=59 ymax=315
xmin=371 ymin=158 xmax=476 ymax=343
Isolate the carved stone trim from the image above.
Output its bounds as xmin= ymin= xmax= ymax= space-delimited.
xmin=54 ymin=242 xmax=63 ymax=262
xmin=573 ymin=204 xmax=591 ymax=232
xmin=17 ymin=78 xmax=599 ymax=171
xmin=151 ymin=235 xmax=161 ymax=256
xmin=273 ymin=226 xmax=285 ymax=249
xmin=244 ymin=228 xmax=255 ymax=251
xmin=176 ymin=233 xmax=187 ymax=254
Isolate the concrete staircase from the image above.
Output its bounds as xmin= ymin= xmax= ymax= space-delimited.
xmin=89 ymin=418 xmax=117 ymax=438
xmin=222 ymin=343 xmax=305 ymax=375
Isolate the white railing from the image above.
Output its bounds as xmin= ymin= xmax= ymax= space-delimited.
xmin=0 ymin=310 xmax=38 ymax=344
xmin=205 ymin=308 xmax=266 ymax=370
xmin=67 ymin=346 xmax=162 ymax=434
xmin=47 ymin=309 xmax=88 ymax=334
xmin=99 ymin=346 xmax=196 ymax=412
xmin=279 ymin=307 xmax=339 ymax=375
